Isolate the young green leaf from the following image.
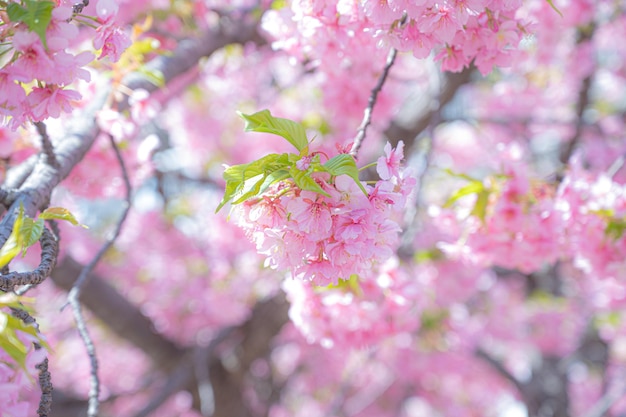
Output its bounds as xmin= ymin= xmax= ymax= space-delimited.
xmin=317 ymin=274 xmax=362 ymax=295
xmin=442 ymin=168 xmax=480 ymax=183
xmin=471 ymin=189 xmax=491 ymax=224
xmin=0 ymin=311 xmax=49 ymax=372
xmin=605 ymin=218 xmax=626 ymax=241
xmin=0 ymin=206 xmax=25 ymax=269
xmin=289 ymin=166 xmax=330 ymax=197
xmin=238 ymin=110 xmax=309 ymax=153
xmin=545 ymin=0 xmax=563 ymax=17
xmin=216 ymin=153 xmax=291 ymax=212
xmin=39 ymin=207 xmax=88 ymax=228
xmin=323 ymin=154 xmax=368 ymax=195
xmin=19 ymin=218 xmax=44 ymax=256
xmin=0 ymin=313 xmax=28 ymax=371
xmin=443 ymin=181 xmax=485 ymax=208
xmin=6 ymin=0 xmax=55 ymax=49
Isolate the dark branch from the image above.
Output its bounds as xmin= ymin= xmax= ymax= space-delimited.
xmin=475 ymin=347 xmax=525 ymax=395
xmin=384 ymin=66 xmax=473 ymax=152
xmin=51 ymin=256 xmax=184 ymax=367
xmin=558 ymin=25 xmax=596 ymax=168
xmin=11 ymin=307 xmax=53 ymax=417
xmin=34 ymin=122 xmax=60 ymax=169
xmin=0 ymin=227 xmax=58 ymax=292
xmin=350 ymin=47 xmax=398 ymax=158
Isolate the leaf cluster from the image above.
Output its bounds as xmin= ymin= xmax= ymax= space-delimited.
xmin=0 ymin=205 xmax=87 ymax=270
xmin=443 ymin=168 xmax=493 ymax=223
xmin=216 ymin=110 xmax=367 ymax=212
xmin=592 ymin=209 xmax=626 ymax=241
xmin=0 ymin=293 xmax=49 ymax=372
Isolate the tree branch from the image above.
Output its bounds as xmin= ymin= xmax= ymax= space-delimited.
xmin=0 ymin=12 xmax=264 ymax=247
xmin=11 ymin=306 xmax=53 ymax=417
xmin=0 ymin=227 xmax=58 ymax=292
xmin=558 ymin=25 xmax=596 ymax=168
xmin=62 ymin=133 xmax=132 ymax=417
xmin=34 ymin=121 xmax=60 ymax=170
xmin=384 ymin=66 xmax=473 ymax=152
xmin=349 ymin=47 xmax=398 ymax=157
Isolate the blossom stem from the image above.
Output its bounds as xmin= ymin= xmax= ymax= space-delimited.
xmin=358 ymin=162 xmax=378 ymax=171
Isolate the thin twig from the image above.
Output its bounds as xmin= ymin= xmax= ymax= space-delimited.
xmin=607 ymin=153 xmax=626 ymax=178
xmin=11 ymin=308 xmax=53 ymax=417
xmin=65 ymin=135 xmax=132 ymax=296
xmin=64 ymin=134 xmax=132 ymax=417
xmin=582 ymin=372 xmax=626 ymax=417
xmin=558 ymin=24 xmax=596 ymax=169
xmin=67 ymin=295 xmax=100 ymax=417
xmin=34 ymin=122 xmax=60 ymax=169
xmin=349 ymin=47 xmax=398 ymax=158
xmin=132 ymin=327 xmax=235 ymax=417
xmin=475 ymin=348 xmax=525 ymax=395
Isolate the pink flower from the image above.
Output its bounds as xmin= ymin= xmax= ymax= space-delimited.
xmin=96 ymin=0 xmax=119 ymax=21
xmin=8 ymin=30 xmax=55 ymax=83
xmin=376 ymin=140 xmax=404 ymax=180
xmin=420 ymin=5 xmax=461 ymax=44
xmin=94 ymin=24 xmax=131 ymax=62
xmin=27 ymin=86 xmax=82 ymax=122
xmin=435 ymin=45 xmax=470 ymax=72
xmin=287 ymin=191 xmax=333 ymax=241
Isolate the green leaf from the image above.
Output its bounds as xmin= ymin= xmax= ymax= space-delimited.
xmin=39 ymin=207 xmax=88 ymax=228
xmin=545 ymin=0 xmax=563 ymax=17
xmin=0 ymin=311 xmax=48 ymax=371
xmin=317 ymin=274 xmax=362 ymax=295
xmin=443 ymin=168 xmax=480 ymax=183
xmin=19 ymin=218 xmax=44 ymax=256
xmin=323 ymin=154 xmax=368 ymax=195
xmin=0 ymin=316 xmax=28 ymax=370
xmin=238 ymin=110 xmax=309 ymax=152
xmin=414 ymin=248 xmax=444 ymax=264
xmin=605 ymin=218 xmax=626 ymax=241
xmin=216 ymin=153 xmax=291 ymax=212
xmin=289 ymin=166 xmax=330 ymax=197
xmin=0 ymin=293 xmax=32 ymax=311
xmin=420 ymin=309 xmax=449 ymax=332
xmin=471 ymin=189 xmax=490 ymax=224
xmin=136 ymin=67 xmax=165 ymax=87
xmin=7 ymin=1 xmax=55 ymax=49
xmin=443 ymin=181 xmax=485 ymax=208
xmin=442 ymin=170 xmax=492 ymax=223
xmin=0 ymin=205 xmax=25 ymax=269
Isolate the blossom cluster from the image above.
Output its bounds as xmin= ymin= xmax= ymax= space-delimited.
xmin=234 ymin=142 xmax=414 ymax=285
xmin=263 ymin=0 xmax=529 ymax=75
xmin=0 ymin=0 xmax=130 ymax=129
xmin=465 ymin=167 xmax=563 ymax=273
xmin=436 ymin=156 xmax=626 ymax=293
xmin=558 ymin=166 xmax=626 ymax=283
